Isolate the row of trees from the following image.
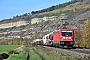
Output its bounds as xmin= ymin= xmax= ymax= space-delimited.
xmin=0 ymin=38 xmax=30 ymax=45
xmin=31 ymin=0 xmax=78 ymax=14
xmin=75 ymin=20 xmax=90 ymax=48
xmin=82 ymin=20 xmax=90 ymax=47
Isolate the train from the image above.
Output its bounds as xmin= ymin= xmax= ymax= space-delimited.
xmin=32 ymin=28 xmax=75 ymax=48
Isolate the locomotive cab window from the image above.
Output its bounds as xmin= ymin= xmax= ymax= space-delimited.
xmin=62 ymin=31 xmax=72 ymax=36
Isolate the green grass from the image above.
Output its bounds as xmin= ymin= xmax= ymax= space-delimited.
xmin=30 ymin=47 xmax=42 ymax=60
xmin=7 ymin=53 xmax=27 ymax=60
xmin=0 ymin=45 xmax=21 ymax=53
xmin=33 ymin=47 xmax=51 ymax=60
xmin=0 ymin=45 xmax=27 ymax=60
xmin=0 ymin=45 xmax=42 ymax=60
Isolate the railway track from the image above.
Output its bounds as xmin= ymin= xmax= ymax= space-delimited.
xmin=39 ymin=45 xmax=90 ymax=60
xmin=70 ymin=49 xmax=90 ymax=54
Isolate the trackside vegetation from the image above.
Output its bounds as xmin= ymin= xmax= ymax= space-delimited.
xmin=32 ymin=46 xmax=82 ymax=60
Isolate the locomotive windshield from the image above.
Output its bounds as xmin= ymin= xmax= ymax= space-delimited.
xmin=62 ymin=31 xmax=72 ymax=36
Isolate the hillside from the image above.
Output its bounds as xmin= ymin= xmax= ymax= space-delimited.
xmin=0 ymin=0 xmax=90 ymax=39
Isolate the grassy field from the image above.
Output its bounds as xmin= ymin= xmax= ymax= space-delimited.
xmin=7 ymin=53 xmax=27 ymax=60
xmin=0 ymin=45 xmax=45 ymax=60
xmin=0 ymin=45 xmax=21 ymax=53
xmin=0 ymin=45 xmax=27 ymax=60
xmin=0 ymin=45 xmax=82 ymax=60
xmin=0 ymin=45 xmax=44 ymax=60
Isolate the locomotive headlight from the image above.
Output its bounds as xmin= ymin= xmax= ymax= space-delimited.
xmin=69 ymin=37 xmax=72 ymax=40
xmin=63 ymin=37 xmax=65 ymax=39
xmin=69 ymin=37 xmax=71 ymax=39
xmin=62 ymin=37 xmax=65 ymax=40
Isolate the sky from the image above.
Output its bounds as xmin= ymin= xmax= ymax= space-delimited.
xmin=0 ymin=0 xmax=70 ymax=20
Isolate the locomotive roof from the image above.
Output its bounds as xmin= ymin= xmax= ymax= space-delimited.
xmin=59 ymin=28 xmax=73 ymax=30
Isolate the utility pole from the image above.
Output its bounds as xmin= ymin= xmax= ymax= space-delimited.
xmin=77 ymin=20 xmax=81 ymax=47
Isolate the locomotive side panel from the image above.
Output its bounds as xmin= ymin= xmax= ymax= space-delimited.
xmin=53 ymin=32 xmax=59 ymax=42
xmin=53 ymin=31 xmax=60 ymax=47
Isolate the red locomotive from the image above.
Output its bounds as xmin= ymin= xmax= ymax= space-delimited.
xmin=43 ymin=28 xmax=75 ymax=48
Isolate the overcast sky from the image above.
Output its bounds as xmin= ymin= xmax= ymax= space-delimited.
xmin=0 ymin=0 xmax=70 ymax=20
